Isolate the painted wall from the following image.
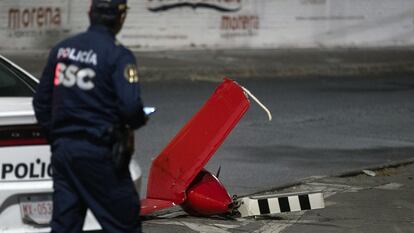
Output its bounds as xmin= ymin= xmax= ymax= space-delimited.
xmin=1 ymin=0 xmax=413 ymax=50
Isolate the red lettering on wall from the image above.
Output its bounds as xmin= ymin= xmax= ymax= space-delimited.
xmin=22 ymin=9 xmax=30 ymax=27
xmin=8 ymin=7 xmax=62 ymax=30
xmin=37 ymin=7 xmax=44 ymax=27
xmin=221 ymin=15 xmax=260 ymax=31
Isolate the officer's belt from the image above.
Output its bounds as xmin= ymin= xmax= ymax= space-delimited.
xmin=61 ymin=132 xmax=112 ymax=147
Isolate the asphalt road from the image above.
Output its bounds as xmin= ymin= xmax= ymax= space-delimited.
xmin=135 ymin=75 xmax=414 ymax=196
xmin=6 ymin=51 xmax=414 ymax=232
xmin=6 ymin=50 xmax=413 ymax=197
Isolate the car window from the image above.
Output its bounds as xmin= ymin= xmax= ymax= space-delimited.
xmin=0 ymin=61 xmax=34 ymax=97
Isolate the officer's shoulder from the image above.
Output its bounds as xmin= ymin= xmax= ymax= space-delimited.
xmin=113 ymin=40 xmax=135 ymax=59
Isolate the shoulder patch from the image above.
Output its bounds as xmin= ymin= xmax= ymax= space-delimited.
xmin=124 ymin=64 xmax=139 ymax=83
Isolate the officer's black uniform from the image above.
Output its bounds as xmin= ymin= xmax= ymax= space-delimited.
xmin=33 ymin=0 xmax=145 ymax=232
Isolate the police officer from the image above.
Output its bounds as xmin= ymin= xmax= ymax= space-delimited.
xmin=33 ymin=0 xmax=145 ymax=232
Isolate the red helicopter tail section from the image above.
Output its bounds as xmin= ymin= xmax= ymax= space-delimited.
xmin=144 ymin=79 xmax=250 ymax=210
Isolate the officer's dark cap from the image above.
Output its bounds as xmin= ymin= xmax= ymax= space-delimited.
xmin=90 ymin=0 xmax=128 ymax=16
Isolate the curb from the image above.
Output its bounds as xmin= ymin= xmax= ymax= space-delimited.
xmin=245 ymin=157 xmax=414 ymax=197
xmin=337 ymin=157 xmax=414 ymax=178
xmin=140 ymin=158 xmax=414 ymax=219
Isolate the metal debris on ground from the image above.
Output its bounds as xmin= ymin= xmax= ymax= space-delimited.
xmin=362 ymin=170 xmax=377 ymax=177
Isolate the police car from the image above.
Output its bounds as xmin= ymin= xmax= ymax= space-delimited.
xmin=0 ymin=55 xmax=142 ymax=232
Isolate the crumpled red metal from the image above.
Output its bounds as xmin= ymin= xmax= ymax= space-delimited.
xmin=141 ymin=78 xmax=250 ymax=216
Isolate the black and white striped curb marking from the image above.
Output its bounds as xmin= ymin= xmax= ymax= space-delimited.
xmin=237 ymin=192 xmax=325 ymax=217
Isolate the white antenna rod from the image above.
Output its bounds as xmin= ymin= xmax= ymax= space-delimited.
xmin=240 ymin=86 xmax=272 ymax=121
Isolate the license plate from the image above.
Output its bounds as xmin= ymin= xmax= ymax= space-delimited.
xmin=19 ymin=195 xmax=53 ymax=225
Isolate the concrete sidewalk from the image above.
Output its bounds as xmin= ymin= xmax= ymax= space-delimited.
xmin=3 ymin=47 xmax=414 ymax=81
xmin=280 ymin=161 xmax=414 ymax=233
xmin=142 ymin=161 xmax=414 ymax=233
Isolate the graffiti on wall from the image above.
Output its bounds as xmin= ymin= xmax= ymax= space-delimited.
xmin=221 ymin=15 xmax=259 ymax=38
xmin=8 ymin=7 xmax=61 ymax=29
xmin=7 ymin=4 xmax=68 ymax=38
xmin=146 ymin=0 xmax=242 ymax=12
